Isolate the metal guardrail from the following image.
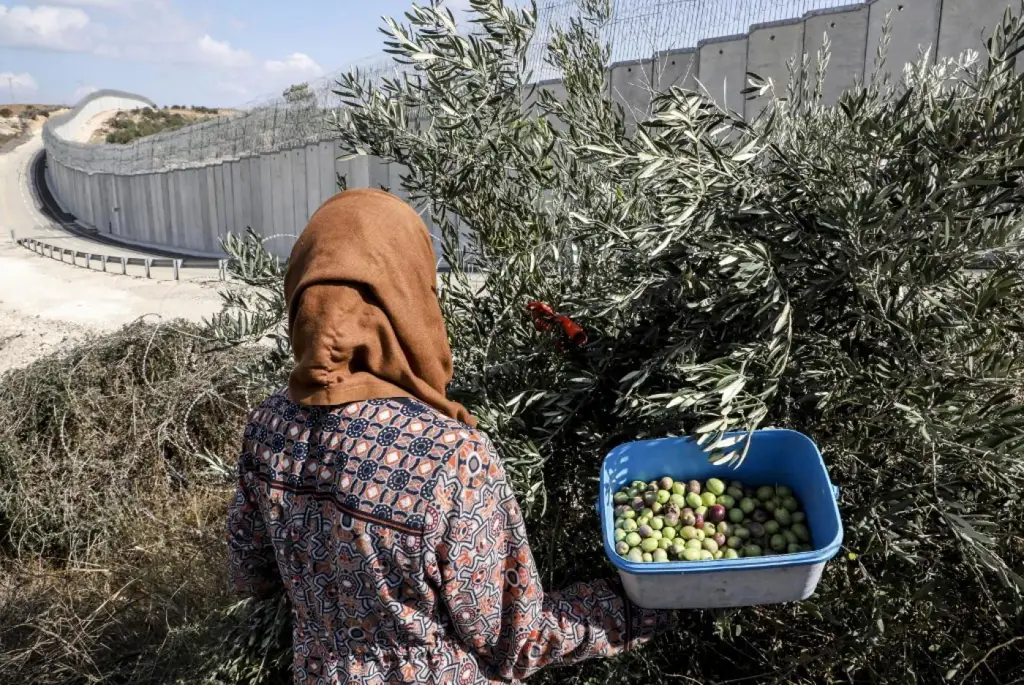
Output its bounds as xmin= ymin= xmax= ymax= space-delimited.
xmin=11 ymin=231 xmax=228 ymax=281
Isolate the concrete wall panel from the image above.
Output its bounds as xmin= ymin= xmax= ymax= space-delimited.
xmin=258 ymin=155 xmax=274 ymax=238
xmin=304 ymin=144 xmax=322 ymax=222
xmin=697 ymin=34 xmax=749 ymax=114
xmin=746 ymin=19 xmax=805 ymax=117
xmin=804 ymin=4 xmax=869 ymax=104
xmin=610 ymin=58 xmax=656 ymax=123
xmin=318 ymin=141 xmax=336 ymax=205
xmin=213 ymin=164 xmax=228 ymax=242
xmin=865 ymin=0 xmax=941 ymax=85
xmin=290 ymin=147 xmax=308 ymax=231
xmin=938 ymin=0 xmax=1012 ymax=62
xmin=655 ymin=48 xmax=698 ymax=93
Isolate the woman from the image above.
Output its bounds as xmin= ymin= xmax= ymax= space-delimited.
xmin=227 ymin=188 xmax=675 ymax=684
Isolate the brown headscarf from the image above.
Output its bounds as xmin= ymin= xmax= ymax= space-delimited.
xmin=283 ymin=188 xmax=476 ymax=427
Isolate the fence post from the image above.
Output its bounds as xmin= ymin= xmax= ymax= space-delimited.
xmin=145 ymin=258 xmax=152 ymax=279
xmin=85 ymin=253 xmax=91 ymax=269
xmin=218 ymin=259 xmax=228 ymax=281
xmin=101 ymin=256 xmax=107 ymax=272
xmin=173 ymin=259 xmax=181 ymax=281
xmin=121 ymin=256 xmax=127 ymax=274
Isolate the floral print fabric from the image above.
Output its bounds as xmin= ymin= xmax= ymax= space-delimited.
xmin=227 ymin=392 xmax=673 ymax=684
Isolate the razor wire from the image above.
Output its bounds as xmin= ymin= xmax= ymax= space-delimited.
xmin=43 ymin=0 xmax=860 ymax=176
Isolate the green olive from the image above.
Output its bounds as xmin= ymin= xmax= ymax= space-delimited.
xmin=622 ymin=509 xmax=636 ymax=520
xmin=782 ymin=496 xmax=799 ymax=512
xmin=641 ymin=537 xmax=659 ymax=553
xmin=615 ymin=541 xmax=630 ymax=556
xmin=657 ymin=489 xmax=671 ymax=505
xmin=702 ymin=538 xmax=720 ymax=554
xmin=727 ymin=535 xmax=743 ymax=549
xmin=791 ymin=523 xmax=811 ymax=543
xmin=695 ymin=529 xmax=706 ymax=541
xmin=642 ymin=552 xmax=653 ymax=562
xmin=702 ymin=522 xmax=717 ymax=536
xmin=716 ymin=521 xmax=732 ymax=535
xmin=699 ymin=550 xmax=714 ymax=561
xmin=791 ymin=511 xmax=806 ymax=524
xmin=706 ymin=478 xmax=726 ymax=496
xmin=713 ymin=550 xmax=724 ymax=559
xmin=672 ymin=482 xmax=687 ymax=496
xmin=756 ymin=486 xmax=775 ymax=501
xmin=662 ymin=526 xmax=676 ymax=541
xmin=701 ymin=492 xmax=717 ymax=507
xmin=627 ymin=548 xmax=644 ymax=563
xmin=729 ymin=508 xmax=745 ymax=523
xmin=695 ymin=505 xmax=708 ymax=517
xmin=764 ymin=499 xmax=777 ymax=513
xmin=717 ymin=494 xmax=736 ymax=509
xmin=623 ymin=519 xmax=638 ymax=533
xmin=614 ymin=528 xmax=627 ymax=542
xmin=739 ymin=497 xmax=757 ymax=514
xmin=636 ymin=516 xmax=649 ymax=527
xmin=723 ymin=548 xmax=740 ymax=559
xmin=681 ymin=525 xmax=698 ymax=540
xmin=650 ymin=517 xmax=664 ymax=531
xmin=787 ymin=543 xmax=801 ymax=554
xmin=658 ymin=538 xmax=673 ymax=550
xmin=641 ymin=508 xmax=654 ymax=518
xmin=613 ymin=492 xmax=629 ymax=505
xmin=734 ymin=526 xmax=750 ymax=540
xmin=670 ymin=493 xmax=687 ymax=508
xmin=774 ymin=508 xmax=792 ymax=526
xmin=743 ymin=544 xmax=763 ymax=557
xmin=783 ymin=529 xmax=798 ymax=546
xmin=685 ymin=538 xmax=702 ymax=550
xmin=726 ymin=486 xmax=744 ymax=500
xmin=763 ymin=520 xmax=780 ymax=535
xmin=770 ymin=534 xmax=787 ymax=551
xmin=776 ymin=485 xmax=793 ymax=498
xmin=683 ymin=547 xmax=701 ymax=561
xmin=652 ymin=548 xmax=669 ymax=562
xmin=686 ymin=492 xmax=703 ymax=509
xmin=650 ymin=501 xmax=663 ymax=515
xmin=625 ymin=532 xmax=642 ymax=547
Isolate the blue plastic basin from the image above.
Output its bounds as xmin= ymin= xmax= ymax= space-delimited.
xmin=599 ymin=429 xmax=843 ymax=608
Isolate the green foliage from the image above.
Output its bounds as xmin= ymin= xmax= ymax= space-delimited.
xmin=282 ymin=82 xmax=316 ymax=106
xmin=0 ymin=108 xmax=11 ymax=117
xmin=105 ymin=108 xmax=214 ymax=144
xmin=213 ymin=1 xmax=1024 ymax=683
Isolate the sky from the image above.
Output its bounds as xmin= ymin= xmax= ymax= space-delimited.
xmin=0 ymin=0 xmax=476 ymax=107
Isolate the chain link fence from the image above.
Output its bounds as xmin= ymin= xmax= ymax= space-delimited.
xmin=44 ymin=0 xmax=860 ymax=176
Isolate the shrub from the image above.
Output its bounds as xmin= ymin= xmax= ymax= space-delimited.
xmin=0 ymin=321 xmax=261 ymax=683
xmin=241 ymin=1 xmax=1018 ymax=682
xmin=0 ymin=108 xmax=11 ymax=118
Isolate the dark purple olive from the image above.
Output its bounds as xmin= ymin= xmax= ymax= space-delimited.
xmin=707 ymin=504 xmax=727 ymax=523
xmin=637 ymin=524 xmax=654 ymax=538
xmin=744 ymin=486 xmax=757 ymax=498
xmin=644 ymin=491 xmax=658 ymax=506
xmin=752 ymin=509 xmax=769 ymax=524
xmin=687 ymin=479 xmax=702 ymax=495
xmin=693 ymin=513 xmax=705 ymax=529
xmin=631 ymin=496 xmax=645 ymax=511
xmin=747 ymin=522 xmax=765 ymax=538
xmin=681 ymin=510 xmax=696 ymax=527
xmin=658 ymin=476 xmax=674 ymax=491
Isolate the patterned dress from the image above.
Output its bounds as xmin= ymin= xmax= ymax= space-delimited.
xmin=227 ymin=392 xmax=674 ymax=684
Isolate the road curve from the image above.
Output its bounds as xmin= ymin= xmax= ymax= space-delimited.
xmin=0 ymin=131 xmax=225 ymax=372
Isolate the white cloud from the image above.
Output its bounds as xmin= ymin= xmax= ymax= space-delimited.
xmin=264 ymin=52 xmax=324 ymax=78
xmin=193 ymin=33 xmax=253 ymax=68
xmin=0 ymin=70 xmax=39 ymax=97
xmin=0 ymin=4 xmax=106 ymax=52
xmin=37 ymin=0 xmax=139 ymax=8
xmin=73 ymin=84 xmax=99 ymax=100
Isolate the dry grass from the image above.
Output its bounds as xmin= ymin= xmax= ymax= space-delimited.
xmin=0 ymin=320 xmax=267 ymax=684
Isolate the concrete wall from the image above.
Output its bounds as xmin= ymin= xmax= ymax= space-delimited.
xmin=44 ymin=1 xmax=1020 ymax=259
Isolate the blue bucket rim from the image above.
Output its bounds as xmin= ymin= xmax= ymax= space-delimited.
xmin=599 ymin=428 xmax=844 ymax=576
